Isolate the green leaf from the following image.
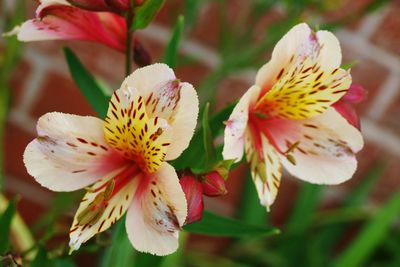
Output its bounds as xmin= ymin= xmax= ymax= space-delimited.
xmin=171 ymin=102 xmax=235 ymax=170
xmin=237 ymin=172 xmax=267 ymax=225
xmin=134 ymin=253 xmax=163 ymax=267
xmin=184 ymin=211 xmax=279 ymax=238
xmin=100 ymin=220 xmax=135 ymax=267
xmin=333 ymin=192 xmax=400 ymax=267
xmin=131 ymin=0 xmax=165 ymax=30
xmin=285 ymin=183 xmax=323 ymax=234
xmin=163 ymin=15 xmax=184 ymax=68
xmin=0 ymin=198 xmax=17 ymax=253
xmin=63 ymin=47 xmax=109 ymax=118
xmin=30 ymin=246 xmax=49 ymax=267
xmin=202 ymin=103 xmax=217 ymax=169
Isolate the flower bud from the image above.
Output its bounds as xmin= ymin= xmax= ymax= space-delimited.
xmin=179 ymin=174 xmax=204 ymax=224
xmin=342 ymin=83 xmax=366 ymax=104
xmin=201 ymin=171 xmax=228 ymax=197
xmin=133 ymin=39 xmax=152 ymax=67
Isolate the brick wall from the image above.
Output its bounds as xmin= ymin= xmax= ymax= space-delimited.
xmin=2 ymin=0 xmax=400 ymax=230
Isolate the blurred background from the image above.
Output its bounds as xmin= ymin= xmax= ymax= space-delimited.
xmin=1 ymin=0 xmax=400 ymax=266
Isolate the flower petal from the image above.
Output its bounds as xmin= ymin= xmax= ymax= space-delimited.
xmin=333 ymin=101 xmax=360 ymax=129
xmin=126 ymin=163 xmax=187 ymax=256
xmin=104 ymin=88 xmax=172 ymax=174
xmin=15 ymin=3 xmax=126 ymax=51
xmin=121 ymin=64 xmax=199 ymax=160
xmin=266 ymin=108 xmax=364 ymax=184
xmin=164 ymin=82 xmax=199 ymax=160
xmin=69 ymin=167 xmax=139 ymax=251
xmin=255 ymin=23 xmax=350 ymax=120
xmin=23 ymin=112 xmax=124 ymax=191
xmin=245 ymin=132 xmax=282 ymax=209
xmin=223 ymin=85 xmax=261 ymax=162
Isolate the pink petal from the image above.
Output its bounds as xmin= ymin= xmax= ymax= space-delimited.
xmin=341 ymin=83 xmax=366 ymax=104
xmin=201 ymin=171 xmax=228 ymax=197
xmin=333 ymin=101 xmax=360 ymax=130
xmin=180 ymin=174 xmax=204 ymax=224
xmin=17 ymin=4 xmax=126 ymax=52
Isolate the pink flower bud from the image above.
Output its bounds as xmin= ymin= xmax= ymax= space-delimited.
xmin=179 ymin=174 xmax=204 ymax=224
xmin=342 ymin=83 xmax=366 ymax=104
xmin=201 ymin=171 xmax=228 ymax=197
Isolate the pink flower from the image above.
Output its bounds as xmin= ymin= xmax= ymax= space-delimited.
xmin=6 ymin=0 xmax=126 ymax=52
xmin=201 ymin=171 xmax=228 ymax=197
xmin=179 ymin=174 xmax=204 ymax=224
xmin=23 ymin=64 xmax=199 ymax=255
xmin=223 ymin=23 xmax=364 ymax=209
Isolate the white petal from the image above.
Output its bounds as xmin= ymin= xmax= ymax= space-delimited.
xmin=126 ymin=163 xmax=187 ymax=256
xmin=256 ymin=23 xmax=312 ymax=88
xmin=255 ymin=23 xmax=343 ymax=92
xmin=69 ymin=168 xmax=139 ymax=251
xmin=267 ymin=108 xmax=364 ymax=184
xmin=164 ymin=82 xmax=199 ymax=160
xmin=24 ymin=112 xmax=124 ymax=192
xmin=121 ymin=64 xmax=199 ymax=160
xmin=121 ymin=63 xmax=176 ymax=102
xmin=223 ymin=85 xmax=261 ymax=162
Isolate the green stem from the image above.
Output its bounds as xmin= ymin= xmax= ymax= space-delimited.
xmin=0 ymin=194 xmax=35 ymax=260
xmin=125 ymin=11 xmax=134 ymax=76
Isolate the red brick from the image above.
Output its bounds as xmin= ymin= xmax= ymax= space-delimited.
xmin=379 ymin=88 xmax=400 ymax=135
xmin=371 ymin=4 xmax=400 ymax=56
xmin=341 ymin=45 xmax=389 ymax=114
xmin=4 ymin=122 xmax=35 ymax=183
xmin=214 ymin=77 xmax=249 ymax=111
xmin=31 ymin=71 xmax=96 ymax=118
xmin=9 ymin=60 xmax=32 ymax=108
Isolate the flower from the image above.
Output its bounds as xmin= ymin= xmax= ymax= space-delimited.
xmin=179 ymin=174 xmax=204 ymax=224
xmin=5 ymin=0 xmax=126 ymax=52
xmin=23 ymin=63 xmax=199 ymax=255
xmin=201 ymin=171 xmax=228 ymax=197
xmin=223 ymin=23 xmax=364 ymax=209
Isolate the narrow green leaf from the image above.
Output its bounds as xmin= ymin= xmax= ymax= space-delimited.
xmin=237 ymin=172 xmax=267 ymax=225
xmin=63 ymin=47 xmax=109 ymax=118
xmin=184 ymin=211 xmax=279 ymax=237
xmin=30 ymin=246 xmax=48 ymax=267
xmin=333 ymin=192 xmax=400 ymax=267
xmin=164 ymin=15 xmax=184 ymax=68
xmin=171 ymin=102 xmax=235 ymax=170
xmin=131 ymin=0 xmax=165 ymax=30
xmin=100 ymin=220 xmax=135 ymax=267
xmin=54 ymin=258 xmax=77 ymax=267
xmin=202 ymin=103 xmax=217 ymax=169
xmin=0 ymin=198 xmax=17 ymax=253
xmin=285 ymin=183 xmax=322 ymax=234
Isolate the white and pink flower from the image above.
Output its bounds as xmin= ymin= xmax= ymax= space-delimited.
xmin=223 ymin=23 xmax=364 ymax=209
xmin=6 ymin=0 xmax=126 ymax=52
xmin=23 ymin=63 xmax=199 ymax=255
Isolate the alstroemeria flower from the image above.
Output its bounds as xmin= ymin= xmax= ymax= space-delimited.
xmin=23 ymin=64 xmax=199 ymax=255
xmin=223 ymin=23 xmax=364 ymax=209
xmin=7 ymin=0 xmax=126 ymax=52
